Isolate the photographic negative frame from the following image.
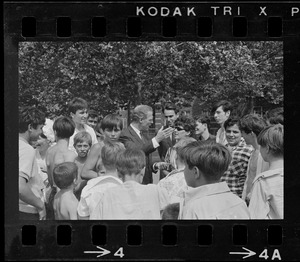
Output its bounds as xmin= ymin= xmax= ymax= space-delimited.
xmin=4 ymin=1 xmax=300 ymax=260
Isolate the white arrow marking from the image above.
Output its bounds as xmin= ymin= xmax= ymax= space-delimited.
xmin=84 ymin=246 xmax=111 ymax=258
xmin=230 ymin=247 xmax=256 ymax=259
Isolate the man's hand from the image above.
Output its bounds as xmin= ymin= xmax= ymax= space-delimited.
xmin=154 ymin=162 xmax=172 ymax=170
xmin=155 ymin=126 xmax=174 ymax=143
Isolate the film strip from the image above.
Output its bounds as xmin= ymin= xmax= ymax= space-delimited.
xmin=4 ymin=1 xmax=300 ymax=261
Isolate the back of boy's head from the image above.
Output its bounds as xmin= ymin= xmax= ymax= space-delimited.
xmin=180 ymin=140 xmax=232 ymax=182
xmin=74 ymin=131 xmax=92 ymax=146
xmin=19 ymin=106 xmax=46 ymax=133
xmin=53 ymin=162 xmax=78 ymax=189
xmin=68 ymin=97 xmax=88 ymax=114
xmin=101 ymin=114 xmax=123 ymax=131
xmin=257 ymin=124 xmax=284 ymax=157
xmin=239 ymin=114 xmax=267 ymax=137
xmin=116 ymin=149 xmax=146 ymax=177
xmin=101 ymin=140 xmax=126 ymax=169
xmin=161 ymin=203 xmax=180 ymax=220
xmin=53 ymin=116 xmax=75 ymax=139
xmin=224 ymin=117 xmax=240 ymax=130
xmin=265 ymin=107 xmax=284 ymax=125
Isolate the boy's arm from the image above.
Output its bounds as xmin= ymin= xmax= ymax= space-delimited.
xmin=45 ymin=150 xmax=54 ymax=187
xmin=81 ymin=144 xmax=101 ymax=180
xmin=19 ymin=175 xmax=44 ymax=211
xmin=68 ymin=199 xmax=79 ymax=220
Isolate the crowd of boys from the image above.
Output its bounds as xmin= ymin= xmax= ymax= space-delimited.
xmin=18 ymin=98 xmax=283 ymax=220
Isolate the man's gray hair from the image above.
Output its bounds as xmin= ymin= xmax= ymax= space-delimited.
xmin=131 ymin=105 xmax=153 ymax=122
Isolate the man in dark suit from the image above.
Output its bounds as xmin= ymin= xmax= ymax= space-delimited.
xmin=157 ymin=102 xmax=179 ymax=161
xmin=119 ymin=105 xmax=174 ymax=184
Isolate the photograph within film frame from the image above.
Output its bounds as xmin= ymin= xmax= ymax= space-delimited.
xmin=4 ymin=1 xmax=300 ymax=260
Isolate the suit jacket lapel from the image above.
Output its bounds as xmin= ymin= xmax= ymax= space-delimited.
xmin=128 ymin=125 xmax=144 ymax=145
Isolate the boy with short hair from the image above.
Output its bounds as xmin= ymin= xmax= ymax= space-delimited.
xmin=212 ymin=100 xmax=232 ymax=145
xmin=195 ymin=115 xmax=216 ymax=141
xmin=87 ymin=109 xmax=99 ymax=130
xmin=53 ymin=162 xmax=79 ymax=220
xmin=68 ymin=97 xmax=98 ymax=153
xmin=90 ymin=149 xmax=170 ymax=219
xmin=73 ymin=131 xmax=92 ymax=200
xmin=239 ymin=114 xmax=269 ymax=203
xmin=179 ymin=141 xmax=250 ymax=219
xmin=19 ymin=106 xmax=46 ymax=220
xmin=248 ymin=124 xmax=284 ymax=219
xmin=81 ymin=113 xmax=124 ymax=180
xmin=220 ymin=117 xmax=253 ymax=198
xmin=45 ymin=116 xmax=77 ymax=219
xmin=77 ymin=141 xmax=125 ymax=219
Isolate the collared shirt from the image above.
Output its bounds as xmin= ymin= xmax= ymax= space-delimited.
xmin=19 ymin=136 xmax=44 ymax=214
xmin=130 ymin=124 xmax=159 ymax=148
xmin=90 ymin=181 xmax=170 ymax=219
xmin=199 ymin=133 xmax=216 ymax=141
xmin=220 ymin=139 xmax=253 ymax=198
xmin=157 ymin=168 xmax=186 ymax=203
xmin=77 ymin=175 xmax=123 ymax=217
xmin=68 ymin=124 xmax=98 ymax=153
xmin=248 ymin=168 xmax=283 ymax=219
xmin=242 ymin=150 xmax=269 ymax=203
xmin=216 ymin=127 xmax=227 ymax=145
xmin=179 ymin=182 xmax=250 ymax=219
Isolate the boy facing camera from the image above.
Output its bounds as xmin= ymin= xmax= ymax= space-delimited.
xmin=179 ymin=141 xmax=250 ymax=219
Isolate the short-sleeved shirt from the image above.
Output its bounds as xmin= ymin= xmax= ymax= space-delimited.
xmin=220 ymin=140 xmax=253 ymax=198
xmin=179 ymin=182 xmax=250 ymax=219
xmin=248 ymin=168 xmax=283 ymax=219
xmin=157 ymin=168 xmax=187 ymax=203
xmin=68 ymin=124 xmax=98 ymax=153
xmin=90 ymin=181 xmax=170 ymax=219
xmin=242 ymin=150 xmax=269 ymax=203
xmin=77 ymin=175 xmax=123 ymax=217
xmin=19 ymin=137 xmax=44 ymax=214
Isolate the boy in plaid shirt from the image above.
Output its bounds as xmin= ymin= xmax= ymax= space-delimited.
xmin=220 ymin=117 xmax=253 ymax=198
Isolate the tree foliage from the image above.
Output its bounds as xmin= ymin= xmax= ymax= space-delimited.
xmin=18 ymin=41 xmax=283 ymax=118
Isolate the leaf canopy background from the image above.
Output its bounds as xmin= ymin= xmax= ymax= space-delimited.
xmin=19 ymin=41 xmax=283 ymax=119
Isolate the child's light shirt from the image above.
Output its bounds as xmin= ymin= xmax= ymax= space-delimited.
xmin=248 ymin=168 xmax=283 ymax=219
xmin=19 ymin=137 xmax=44 ymax=214
xmin=242 ymin=150 xmax=269 ymax=202
xmin=90 ymin=181 xmax=170 ymax=219
xmin=68 ymin=124 xmax=98 ymax=153
xmin=77 ymin=175 xmax=123 ymax=217
xmin=157 ymin=168 xmax=186 ymax=203
xmin=179 ymin=182 xmax=250 ymax=219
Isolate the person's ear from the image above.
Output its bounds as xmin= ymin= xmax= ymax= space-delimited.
xmin=28 ymin=124 xmax=33 ymax=132
xmin=70 ymin=112 xmax=74 ymax=118
xmin=225 ymin=110 xmax=231 ymax=118
xmin=204 ymin=123 xmax=208 ymax=129
xmin=193 ymin=166 xmax=200 ymax=179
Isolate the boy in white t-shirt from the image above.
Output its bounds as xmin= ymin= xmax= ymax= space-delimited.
xmin=19 ymin=106 xmax=46 ymax=220
xmin=77 ymin=141 xmax=125 ymax=219
xmin=90 ymin=149 xmax=170 ymax=219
